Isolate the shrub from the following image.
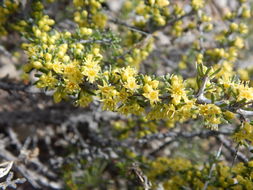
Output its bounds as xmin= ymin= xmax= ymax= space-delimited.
xmin=1 ymin=0 xmax=253 ymax=189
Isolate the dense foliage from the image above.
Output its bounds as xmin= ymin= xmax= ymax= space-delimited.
xmin=1 ymin=0 xmax=253 ymax=189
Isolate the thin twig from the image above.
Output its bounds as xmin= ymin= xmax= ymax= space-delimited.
xmin=0 ymin=80 xmax=30 ymax=93
xmin=0 ymin=147 xmax=63 ymax=189
xmin=110 ymin=10 xmax=194 ymax=35
xmin=196 ymin=76 xmax=209 ymax=98
xmin=113 ymin=34 xmax=153 ymax=61
xmin=202 ymin=144 xmax=223 ymax=190
xmin=216 ymin=135 xmax=248 ymax=163
xmin=109 ymin=18 xmax=151 ymax=36
xmin=139 ymin=130 xmax=231 ymax=144
xmin=236 ymin=109 xmax=253 ymax=116
xmin=231 ymin=143 xmax=240 ymax=167
xmin=149 ymin=130 xmax=231 ymax=156
xmin=149 ymin=139 xmax=175 ymax=156
xmin=153 ymin=11 xmax=194 ymax=33
xmin=79 ymin=38 xmax=114 ymax=45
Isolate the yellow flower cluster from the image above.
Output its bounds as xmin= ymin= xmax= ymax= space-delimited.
xmin=0 ymin=0 xmax=19 ymax=36
xmin=169 ymin=75 xmax=188 ymax=105
xmin=236 ymin=82 xmax=253 ymax=102
xmin=199 ymin=104 xmax=221 ymax=127
xmin=21 ymin=5 xmax=107 ymax=107
xmin=148 ymin=0 xmax=170 ymax=7
xmin=82 ymin=53 xmax=101 ymax=83
xmin=233 ymin=122 xmax=253 ymax=144
xmin=220 ymin=78 xmax=253 ymax=103
xmin=14 ymin=0 xmax=252 ymax=138
xmin=130 ymin=0 xmax=170 ymax=27
xmin=2 ymin=0 xmax=253 ymax=189
xmin=143 ymin=76 xmax=160 ymax=105
xmin=97 ymin=66 xmax=142 ymax=114
xmin=147 ymin=157 xmax=253 ymax=190
xmin=191 ymin=0 xmax=204 ymax=10
xmin=73 ymin=0 xmax=107 ymax=28
xmin=122 ymin=66 xmax=139 ymax=92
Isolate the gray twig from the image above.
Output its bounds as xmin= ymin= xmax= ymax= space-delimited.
xmin=217 ymin=135 xmax=248 ymax=163
xmin=202 ymin=144 xmax=223 ymax=190
xmin=0 ymin=172 xmax=26 ymax=190
xmin=139 ymin=130 xmax=231 ymax=144
xmin=109 ymin=18 xmax=150 ymax=36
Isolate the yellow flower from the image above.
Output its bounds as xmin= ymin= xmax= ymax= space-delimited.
xmin=52 ymin=62 xmax=63 ymax=73
xmin=36 ymin=72 xmax=57 ymax=89
xmin=44 ymin=53 xmax=52 ymax=62
xmin=58 ymin=43 xmax=68 ymax=53
xmin=213 ymin=61 xmax=233 ymax=80
xmin=144 ymin=76 xmax=159 ymax=89
xmin=32 ymin=61 xmax=42 ymax=69
xmin=63 ymin=55 xmax=70 ymax=62
xmin=199 ymin=104 xmax=221 ymax=126
xmin=143 ymin=89 xmax=160 ymax=104
xmin=238 ymin=68 xmax=249 ymax=81
xmin=65 ymin=80 xmax=80 ymax=94
xmin=156 ymin=0 xmax=170 ymax=7
xmin=236 ymin=83 xmax=253 ymax=102
xmin=82 ymin=65 xmax=100 ymax=83
xmin=208 ymin=117 xmax=221 ymax=125
xmin=191 ymin=0 xmax=204 ymax=10
xmin=92 ymin=13 xmax=107 ymax=28
xmin=80 ymin=27 xmax=92 ymax=36
xmin=242 ymin=7 xmax=251 ymax=18
xmin=143 ymin=84 xmax=153 ymax=93
xmin=83 ymin=54 xmax=100 ymax=68
xmin=64 ymin=63 xmax=83 ymax=83
xmin=101 ymin=98 xmax=117 ymax=111
xmin=80 ymin=54 xmax=101 ymax=83
xmin=177 ymin=100 xmax=196 ymax=121
xmin=233 ymin=37 xmax=244 ymax=49
xmin=244 ymin=122 xmax=253 ymax=134
xmin=199 ymin=104 xmax=221 ymax=116
xmin=248 ymin=160 xmax=253 ymax=167
xmin=98 ymin=84 xmax=118 ymax=98
xmin=121 ymin=66 xmax=137 ymax=81
xmin=223 ymin=111 xmax=235 ymax=120
xmin=144 ymin=75 xmax=152 ymax=83
xmin=169 ymin=75 xmax=187 ymax=105
xmin=118 ymin=103 xmax=144 ymax=115
xmin=124 ymin=77 xmax=139 ymax=91
xmin=118 ymin=89 xmax=130 ymax=102
xmin=149 ymin=0 xmax=155 ymax=5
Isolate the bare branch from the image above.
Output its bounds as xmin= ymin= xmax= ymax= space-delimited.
xmin=0 ymin=172 xmax=26 ymax=190
xmin=109 ymin=18 xmax=151 ymax=36
xmin=0 ymin=80 xmax=30 ymax=93
xmin=216 ymin=135 xmax=248 ymax=163
xmin=139 ymin=130 xmax=231 ymax=144
xmin=196 ymin=76 xmax=209 ymax=98
xmin=236 ymin=109 xmax=253 ymax=116
xmin=79 ymin=38 xmax=114 ymax=45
